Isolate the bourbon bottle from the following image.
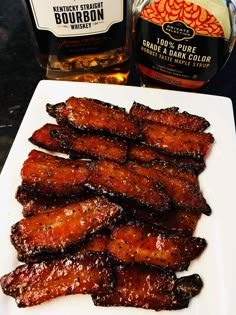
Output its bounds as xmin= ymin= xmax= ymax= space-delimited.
xmin=132 ymin=0 xmax=236 ymax=90
xmin=22 ymin=0 xmax=131 ymax=84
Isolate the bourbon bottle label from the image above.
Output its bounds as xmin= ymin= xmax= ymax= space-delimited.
xmin=27 ymin=0 xmax=127 ymax=59
xmin=29 ymin=0 xmax=124 ymax=37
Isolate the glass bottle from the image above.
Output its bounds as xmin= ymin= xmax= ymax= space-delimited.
xmin=132 ymin=0 xmax=236 ymax=90
xmin=22 ymin=0 xmax=132 ymax=84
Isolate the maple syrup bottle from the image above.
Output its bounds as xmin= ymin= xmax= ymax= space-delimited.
xmin=22 ymin=0 xmax=131 ymax=84
xmin=132 ymin=0 xmax=236 ymax=90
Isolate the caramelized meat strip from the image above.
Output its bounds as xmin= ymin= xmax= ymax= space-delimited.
xmin=93 ymin=264 xmax=203 ymax=311
xmin=60 ymin=97 xmax=141 ymax=140
xmin=79 ymin=229 xmax=111 ymax=254
xmin=46 ymin=102 xmax=66 ymax=125
xmin=107 ymin=224 xmax=206 ymax=271
xmin=29 ymin=123 xmax=128 ymax=162
xmin=28 ymin=123 xmax=70 ymax=153
xmin=146 ymin=160 xmax=198 ymax=184
xmin=16 ymin=185 xmax=91 ymax=217
xmin=130 ymin=102 xmax=210 ymax=131
xmin=127 ymin=161 xmax=211 ymax=215
xmin=86 ymin=160 xmax=171 ymax=214
xmin=11 ymin=196 xmax=123 ymax=262
xmin=21 ymin=149 xmax=90 ymax=196
xmin=133 ymin=207 xmax=201 ymax=235
xmin=141 ymin=120 xmax=214 ymax=159
xmin=51 ymin=128 xmax=127 ymax=163
xmin=0 ymin=252 xmax=113 ymax=307
xmin=128 ymin=143 xmax=206 ymax=174
xmin=16 ymin=185 xmax=40 ymax=206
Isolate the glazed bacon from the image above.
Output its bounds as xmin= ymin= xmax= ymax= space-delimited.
xmin=86 ymin=159 xmax=171 ymax=214
xmin=21 ymin=150 xmax=90 ymax=196
xmin=133 ymin=207 xmax=201 ymax=235
xmin=15 ymin=185 xmax=85 ymax=217
xmin=29 ymin=123 xmax=70 ymax=153
xmin=79 ymin=229 xmax=111 ymax=254
xmin=128 ymin=143 xmax=206 ymax=174
xmin=126 ymin=161 xmax=211 ymax=215
xmin=11 ymin=196 xmax=123 ymax=262
xmin=141 ymin=120 xmax=214 ymax=159
xmin=0 ymin=252 xmax=113 ymax=307
xmin=46 ymin=102 xmax=66 ymax=125
xmin=143 ymin=160 xmax=198 ymax=184
xmin=130 ymin=102 xmax=210 ymax=131
xmin=107 ymin=224 xmax=206 ymax=271
xmin=29 ymin=123 xmax=128 ymax=163
xmin=93 ymin=264 xmax=203 ymax=311
xmin=60 ymin=97 xmax=141 ymax=140
xmin=51 ymin=128 xmax=128 ymax=163
xmin=0 ymin=97 xmax=214 ymax=310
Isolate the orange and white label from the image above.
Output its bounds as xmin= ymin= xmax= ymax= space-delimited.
xmin=140 ymin=0 xmax=225 ymax=38
xmin=134 ymin=0 xmax=229 ymax=89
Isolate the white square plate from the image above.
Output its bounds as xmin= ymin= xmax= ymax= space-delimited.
xmin=0 ymin=80 xmax=236 ymax=315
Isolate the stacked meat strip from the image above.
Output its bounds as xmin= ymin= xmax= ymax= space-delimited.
xmin=0 ymin=97 xmax=214 ymax=311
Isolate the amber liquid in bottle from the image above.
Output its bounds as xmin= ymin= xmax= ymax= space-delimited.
xmin=23 ymin=0 xmax=131 ymax=84
xmin=40 ymin=42 xmax=130 ymax=84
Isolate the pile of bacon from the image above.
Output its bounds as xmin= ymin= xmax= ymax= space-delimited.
xmin=0 ymin=97 xmax=214 ymax=311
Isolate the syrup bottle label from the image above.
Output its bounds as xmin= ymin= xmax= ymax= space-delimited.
xmin=135 ymin=0 xmax=230 ymax=89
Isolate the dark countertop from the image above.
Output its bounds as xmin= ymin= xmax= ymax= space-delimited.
xmin=0 ymin=0 xmax=236 ymax=172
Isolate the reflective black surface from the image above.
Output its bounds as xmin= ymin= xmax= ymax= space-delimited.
xmin=0 ymin=0 xmax=236 ymax=172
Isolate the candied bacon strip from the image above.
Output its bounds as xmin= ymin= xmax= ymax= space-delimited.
xmin=29 ymin=123 xmax=128 ymax=163
xmin=51 ymin=128 xmax=128 ymax=163
xmin=133 ymin=207 xmax=201 ymax=235
xmin=16 ymin=185 xmax=40 ymax=206
xmin=16 ymin=185 xmax=69 ymax=217
xmin=130 ymin=102 xmax=210 ymax=131
xmin=86 ymin=160 xmax=171 ymax=214
xmin=126 ymin=161 xmax=210 ymax=214
xmin=11 ymin=195 xmax=123 ymax=262
xmin=79 ymin=229 xmax=111 ymax=254
xmin=141 ymin=120 xmax=214 ymax=159
xmin=61 ymin=97 xmax=141 ymax=140
xmin=128 ymin=143 xmax=206 ymax=174
xmin=16 ymin=185 xmax=91 ymax=217
xmin=21 ymin=149 xmax=90 ymax=196
xmin=146 ymin=160 xmax=198 ymax=184
xmin=107 ymin=224 xmax=207 ymax=271
xmin=93 ymin=264 xmax=203 ymax=311
xmin=46 ymin=102 xmax=66 ymax=125
xmin=29 ymin=123 xmax=69 ymax=152
xmin=0 ymin=252 xmax=113 ymax=307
